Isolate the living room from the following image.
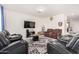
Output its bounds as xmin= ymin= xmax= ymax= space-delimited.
xmin=1 ymin=4 xmax=79 ymax=54
xmin=4 ymin=4 xmax=68 ymax=37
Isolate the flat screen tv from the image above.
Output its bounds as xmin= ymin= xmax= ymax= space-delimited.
xmin=24 ymin=21 xmax=35 ymax=28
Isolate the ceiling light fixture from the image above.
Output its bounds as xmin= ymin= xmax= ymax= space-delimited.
xmin=37 ymin=7 xmax=45 ymax=13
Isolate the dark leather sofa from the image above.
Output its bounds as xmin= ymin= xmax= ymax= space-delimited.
xmin=47 ymin=35 xmax=79 ymax=54
xmin=0 ymin=32 xmax=28 ymax=54
xmin=44 ymin=29 xmax=62 ymax=39
xmin=3 ymin=30 xmax=23 ymax=42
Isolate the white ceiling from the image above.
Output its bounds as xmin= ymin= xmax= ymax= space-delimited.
xmin=3 ymin=4 xmax=79 ymax=17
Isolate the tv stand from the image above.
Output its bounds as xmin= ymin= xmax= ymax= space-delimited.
xmin=26 ymin=29 xmax=35 ymax=38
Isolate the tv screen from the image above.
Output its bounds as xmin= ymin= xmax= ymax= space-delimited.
xmin=24 ymin=21 xmax=35 ymax=28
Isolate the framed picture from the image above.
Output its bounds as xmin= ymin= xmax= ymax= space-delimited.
xmin=58 ymin=22 xmax=62 ymax=27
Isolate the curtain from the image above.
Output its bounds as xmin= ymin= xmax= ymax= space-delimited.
xmin=0 ymin=5 xmax=4 ymax=32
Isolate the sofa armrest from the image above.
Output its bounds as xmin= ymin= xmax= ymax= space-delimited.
xmin=1 ymin=40 xmax=23 ymax=50
xmin=47 ymin=42 xmax=72 ymax=54
xmin=8 ymin=34 xmax=22 ymax=42
xmin=0 ymin=51 xmax=8 ymax=54
xmin=1 ymin=40 xmax=28 ymax=54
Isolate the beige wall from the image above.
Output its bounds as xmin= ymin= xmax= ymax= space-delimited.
xmin=70 ymin=19 xmax=79 ymax=33
xmin=35 ymin=14 xmax=67 ymax=35
xmin=4 ymin=9 xmax=37 ymax=39
xmin=4 ymin=9 xmax=68 ymax=39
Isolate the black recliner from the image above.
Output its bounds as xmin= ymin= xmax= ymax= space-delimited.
xmin=47 ymin=41 xmax=72 ymax=54
xmin=0 ymin=32 xmax=28 ymax=54
xmin=47 ymin=35 xmax=79 ymax=54
xmin=2 ymin=30 xmax=22 ymax=42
